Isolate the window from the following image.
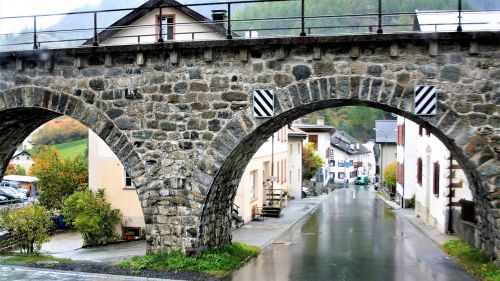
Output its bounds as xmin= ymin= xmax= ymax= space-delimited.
xmin=308 ymin=135 xmax=318 ymax=150
xmin=419 ymin=125 xmax=423 ymax=136
xmin=289 ymin=144 xmax=293 ymax=155
xmin=417 ymin=158 xmax=422 ymax=185
xmin=459 ymin=200 xmax=476 ymax=223
xmin=277 ymin=161 xmax=280 ymax=182
xmin=125 ymin=171 xmax=134 ymax=188
xmin=249 ymin=170 xmax=257 ymax=200
xmin=157 ymin=15 xmax=175 ymax=41
xmin=433 ymin=162 xmax=440 ymax=196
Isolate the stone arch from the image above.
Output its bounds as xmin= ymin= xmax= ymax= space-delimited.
xmin=197 ymin=75 xmax=498 ymax=257
xmin=0 ymin=86 xmax=150 ymax=223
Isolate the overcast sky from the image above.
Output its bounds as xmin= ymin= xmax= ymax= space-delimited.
xmin=0 ymin=0 xmax=102 ymax=33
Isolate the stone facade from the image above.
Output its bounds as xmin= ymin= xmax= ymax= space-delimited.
xmin=0 ymin=32 xmax=498 ymax=259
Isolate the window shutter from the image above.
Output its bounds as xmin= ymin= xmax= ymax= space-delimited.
xmin=417 ymin=158 xmax=422 ymax=185
xmin=433 ymin=162 xmax=440 ymax=196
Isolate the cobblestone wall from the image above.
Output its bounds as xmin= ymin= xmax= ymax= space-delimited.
xmin=0 ymin=32 xmax=498 ymax=259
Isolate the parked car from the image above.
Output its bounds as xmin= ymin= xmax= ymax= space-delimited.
xmin=0 ymin=181 xmax=29 ymax=197
xmin=354 ymin=176 xmax=369 ymax=186
xmin=302 ymin=187 xmax=311 ymax=198
xmin=0 ymin=186 xmax=25 ymax=202
xmin=0 ymin=195 xmax=8 ymax=204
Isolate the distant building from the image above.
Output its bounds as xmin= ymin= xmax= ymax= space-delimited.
xmin=329 ymin=131 xmax=372 ymax=184
xmin=8 ymin=150 xmax=34 ymax=174
xmin=85 ymin=0 xmax=228 ymax=46
xmin=293 ymin=117 xmax=335 ymax=189
xmin=374 ymin=120 xmax=397 ymax=182
xmin=413 ymin=10 xmax=500 ymax=32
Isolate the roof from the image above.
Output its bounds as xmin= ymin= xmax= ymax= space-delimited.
xmin=83 ymin=0 xmax=229 ymax=45
xmin=12 ymin=150 xmax=31 ymax=158
xmin=292 ymin=123 xmax=335 ymax=133
xmin=288 ymin=127 xmax=307 ymax=139
xmin=414 ymin=10 xmax=500 ymax=32
xmin=330 ymin=131 xmax=371 ymax=155
xmin=375 ymin=120 xmax=397 ymax=143
xmin=3 ymin=175 xmax=39 ymax=183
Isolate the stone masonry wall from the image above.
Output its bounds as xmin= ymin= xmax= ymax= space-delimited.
xmin=0 ymin=32 xmax=498 ymax=259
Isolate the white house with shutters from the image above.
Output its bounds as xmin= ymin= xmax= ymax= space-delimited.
xmin=396 ymin=116 xmax=474 ymax=239
xmin=293 ymin=117 xmax=335 ymax=189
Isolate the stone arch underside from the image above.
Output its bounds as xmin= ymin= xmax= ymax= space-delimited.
xmin=0 ymin=87 xmax=146 ymax=220
xmin=199 ymin=74 xmax=499 ymax=258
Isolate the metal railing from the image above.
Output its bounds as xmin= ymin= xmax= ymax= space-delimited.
xmin=0 ymin=0 xmax=498 ymax=51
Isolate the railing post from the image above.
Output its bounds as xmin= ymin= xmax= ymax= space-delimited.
xmin=457 ymin=0 xmax=463 ymax=32
xmin=227 ymin=3 xmax=233 ymax=39
xmin=377 ymin=0 xmax=383 ymax=34
xmin=93 ymin=12 xmax=99 ymax=46
xmin=33 ymin=16 xmax=38 ymax=49
xmin=158 ymin=7 xmax=164 ymax=42
xmin=300 ymin=0 xmax=306 ymax=36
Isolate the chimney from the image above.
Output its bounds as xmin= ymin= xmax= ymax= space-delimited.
xmin=212 ymin=10 xmax=227 ymax=29
xmin=316 ymin=116 xmax=325 ymax=126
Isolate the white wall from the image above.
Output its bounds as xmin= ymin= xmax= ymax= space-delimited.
xmin=398 ymin=118 xmax=473 ymax=233
xmin=287 ymin=136 xmax=303 ymax=200
xmin=102 ymin=7 xmax=223 ymax=45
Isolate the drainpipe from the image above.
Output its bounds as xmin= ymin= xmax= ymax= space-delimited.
xmin=447 ymin=154 xmax=454 ymax=233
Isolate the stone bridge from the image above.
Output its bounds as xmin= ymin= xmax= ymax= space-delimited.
xmin=0 ymin=32 xmax=498 ymax=259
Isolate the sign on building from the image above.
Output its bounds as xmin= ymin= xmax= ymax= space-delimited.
xmin=414 ymin=85 xmax=437 ymax=116
xmin=253 ymin=89 xmax=275 ymax=118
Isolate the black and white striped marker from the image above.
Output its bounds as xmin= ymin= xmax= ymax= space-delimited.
xmin=414 ymin=85 xmax=437 ymax=116
xmin=253 ymin=89 xmax=275 ymax=117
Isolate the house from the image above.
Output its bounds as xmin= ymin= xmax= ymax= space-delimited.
xmin=396 ymin=117 xmax=475 ymax=245
xmin=293 ymin=117 xmax=335 ymax=189
xmin=8 ymin=150 xmax=34 ymax=174
xmin=329 ymin=131 xmax=372 ymax=184
xmin=88 ymin=130 xmax=145 ymax=238
xmin=287 ymin=126 xmax=307 ymax=200
xmin=84 ymin=0 xmax=228 ymax=46
xmin=374 ymin=120 xmax=397 ymax=182
xmin=234 ymin=126 xmax=295 ymax=223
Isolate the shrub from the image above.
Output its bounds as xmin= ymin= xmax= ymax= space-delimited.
xmin=30 ymin=147 xmax=88 ymax=210
xmin=302 ymin=143 xmax=324 ymax=180
xmin=61 ymin=189 xmax=121 ymax=247
xmin=0 ymin=204 xmax=51 ymax=254
xmin=407 ymin=195 xmax=416 ymax=208
xmin=383 ymin=162 xmax=397 ymax=187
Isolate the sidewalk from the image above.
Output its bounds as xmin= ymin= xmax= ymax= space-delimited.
xmin=232 ymin=195 xmax=328 ymax=249
xmin=375 ymin=193 xmax=457 ymax=246
xmin=41 ymin=195 xmax=328 ymax=262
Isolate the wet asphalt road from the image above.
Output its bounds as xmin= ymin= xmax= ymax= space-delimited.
xmin=224 ymin=186 xmax=474 ymax=281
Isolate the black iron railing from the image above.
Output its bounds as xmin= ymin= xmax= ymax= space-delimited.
xmin=0 ymin=0 xmax=498 ymax=51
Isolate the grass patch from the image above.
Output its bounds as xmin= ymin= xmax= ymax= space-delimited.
xmin=1 ymin=253 xmax=72 ymax=264
xmin=443 ymin=240 xmax=499 ymax=281
xmin=30 ymin=138 xmax=88 ymax=160
xmin=120 ymin=242 xmax=260 ymax=276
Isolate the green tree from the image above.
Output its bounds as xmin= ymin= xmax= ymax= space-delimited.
xmin=30 ymin=147 xmax=88 ymax=210
xmin=302 ymin=143 xmax=324 ymax=180
xmin=383 ymin=162 xmax=397 ymax=187
xmin=61 ymin=189 xmax=121 ymax=247
xmin=15 ymin=166 xmax=26 ymax=176
xmin=0 ymin=204 xmax=52 ymax=254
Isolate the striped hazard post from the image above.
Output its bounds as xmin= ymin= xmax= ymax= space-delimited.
xmin=252 ymin=89 xmax=275 ymax=117
xmin=414 ymin=85 xmax=437 ymax=116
